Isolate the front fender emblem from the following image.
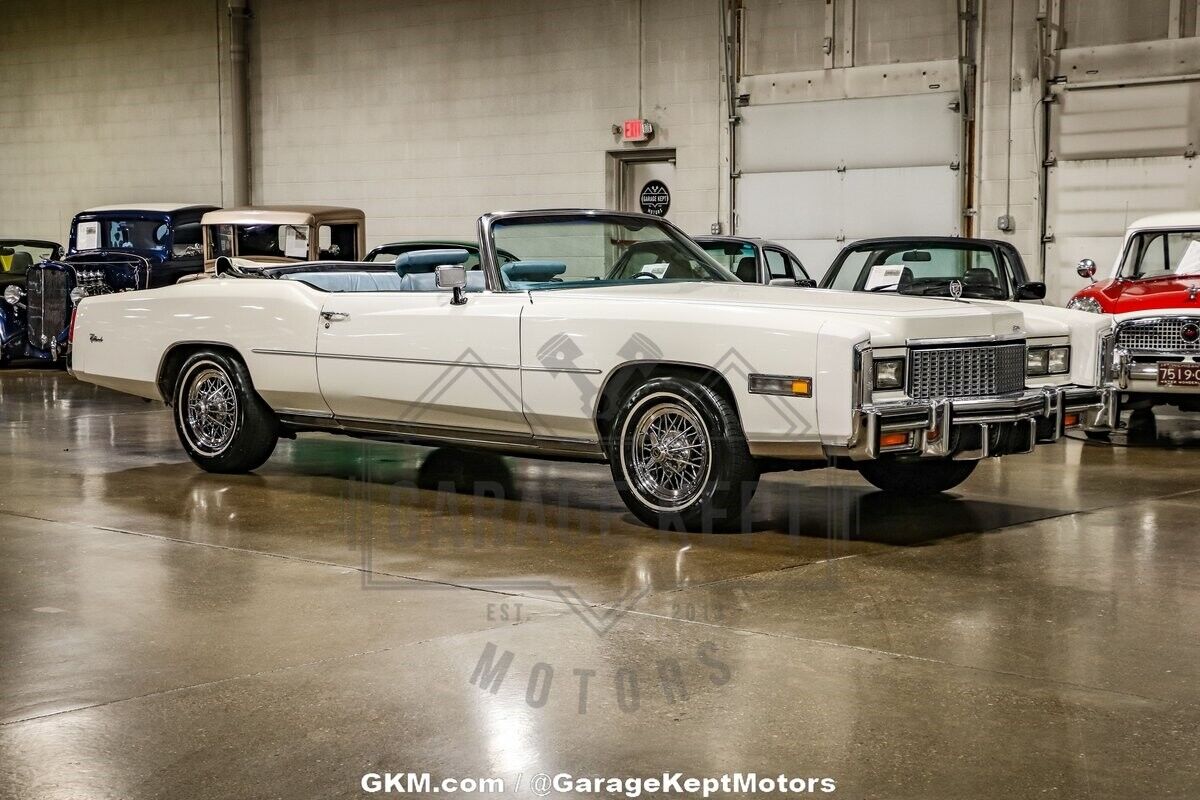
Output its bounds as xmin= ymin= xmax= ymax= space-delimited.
xmin=89 ymin=333 xmax=103 ymax=343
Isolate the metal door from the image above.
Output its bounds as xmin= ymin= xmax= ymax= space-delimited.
xmin=620 ymin=158 xmax=677 ymax=222
xmin=1043 ymin=81 xmax=1200 ymax=304
xmin=735 ymin=91 xmax=963 ymax=279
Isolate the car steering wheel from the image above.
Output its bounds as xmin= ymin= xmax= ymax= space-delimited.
xmin=632 ymin=271 xmax=662 ymax=280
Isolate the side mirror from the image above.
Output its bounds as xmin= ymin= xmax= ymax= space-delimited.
xmin=1016 ymin=281 xmax=1047 ymax=300
xmin=1077 ymin=258 xmax=1097 ymax=281
xmin=436 ymin=264 xmax=469 ymax=305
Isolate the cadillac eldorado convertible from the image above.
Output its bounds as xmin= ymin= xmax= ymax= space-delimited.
xmin=69 ymin=210 xmax=1114 ymax=531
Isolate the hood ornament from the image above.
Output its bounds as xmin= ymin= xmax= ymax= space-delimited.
xmin=1189 ymin=285 xmax=1199 ymax=301
xmin=949 ymin=280 xmax=963 ymax=301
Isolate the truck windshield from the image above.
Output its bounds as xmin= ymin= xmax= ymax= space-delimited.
xmin=75 ymin=219 xmax=170 ymax=252
xmin=1118 ymin=229 xmax=1200 ymax=279
xmin=490 ymin=216 xmax=734 ymax=290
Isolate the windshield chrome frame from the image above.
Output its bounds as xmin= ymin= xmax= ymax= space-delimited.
xmin=477 ymin=209 xmax=733 ymax=293
xmin=1116 ymin=227 xmax=1200 ymax=282
xmin=824 ymin=240 xmax=1014 ymax=299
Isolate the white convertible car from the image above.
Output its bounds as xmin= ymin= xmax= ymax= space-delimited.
xmin=69 ymin=210 xmax=1114 ymax=531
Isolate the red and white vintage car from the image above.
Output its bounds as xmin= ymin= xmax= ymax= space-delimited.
xmin=1069 ymin=213 xmax=1200 ymax=433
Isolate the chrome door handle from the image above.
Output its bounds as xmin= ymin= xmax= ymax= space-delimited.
xmin=320 ymin=311 xmax=350 ymax=322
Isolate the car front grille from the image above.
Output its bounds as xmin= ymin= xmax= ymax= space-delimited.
xmin=908 ymin=342 xmax=1026 ymax=399
xmin=26 ymin=268 xmax=68 ymax=348
xmin=1116 ymin=316 xmax=1200 ymax=354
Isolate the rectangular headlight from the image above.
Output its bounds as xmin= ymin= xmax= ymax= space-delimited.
xmin=1026 ymin=348 xmax=1049 ymax=376
xmin=872 ymin=358 xmax=905 ymax=390
xmin=1047 ymin=346 xmax=1070 ymax=374
xmin=1027 ymin=346 xmax=1070 ymax=376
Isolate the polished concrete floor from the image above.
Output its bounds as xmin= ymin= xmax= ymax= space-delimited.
xmin=1 ymin=367 xmax=1198 ymax=799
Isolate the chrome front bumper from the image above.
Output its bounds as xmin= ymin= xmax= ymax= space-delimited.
xmin=846 ymin=385 xmax=1114 ymax=461
xmin=1111 ymin=350 xmax=1200 ymax=397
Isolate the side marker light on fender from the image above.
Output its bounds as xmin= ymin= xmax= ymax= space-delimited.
xmin=748 ymin=374 xmax=812 ymax=397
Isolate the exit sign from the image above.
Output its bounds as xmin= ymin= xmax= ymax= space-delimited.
xmin=621 ymin=118 xmax=654 ymax=142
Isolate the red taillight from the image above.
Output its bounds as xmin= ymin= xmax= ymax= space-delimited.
xmin=68 ymin=308 xmax=78 ymax=345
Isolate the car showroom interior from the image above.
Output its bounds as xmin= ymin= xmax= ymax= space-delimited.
xmin=1 ymin=1 xmax=1197 ymax=798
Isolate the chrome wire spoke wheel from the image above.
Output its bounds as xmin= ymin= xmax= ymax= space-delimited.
xmin=627 ymin=398 xmax=711 ymax=510
xmin=183 ymin=366 xmax=239 ymax=456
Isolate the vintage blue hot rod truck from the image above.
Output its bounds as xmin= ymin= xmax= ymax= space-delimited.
xmin=2 ymin=204 xmax=217 ymax=364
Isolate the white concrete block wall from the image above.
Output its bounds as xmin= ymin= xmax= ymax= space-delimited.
xmin=249 ymin=0 xmax=723 ymax=247
xmin=975 ymin=0 xmax=1043 ymax=270
xmin=853 ymin=0 xmax=958 ymax=66
xmin=0 ymin=0 xmax=223 ymax=244
xmin=1 ymin=0 xmax=1187 ymax=266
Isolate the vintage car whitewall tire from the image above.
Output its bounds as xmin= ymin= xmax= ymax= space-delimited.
xmin=172 ymin=350 xmax=279 ymax=473
xmin=856 ymin=458 xmax=977 ymax=494
xmin=609 ymin=377 xmax=759 ymax=532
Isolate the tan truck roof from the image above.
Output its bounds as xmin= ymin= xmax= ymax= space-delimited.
xmin=201 ymin=205 xmax=365 ymax=226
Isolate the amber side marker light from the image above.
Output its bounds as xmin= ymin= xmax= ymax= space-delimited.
xmin=1063 ymin=412 xmax=1080 ymax=428
xmin=879 ymin=432 xmax=911 ymax=449
xmin=748 ymin=374 xmax=812 ymax=397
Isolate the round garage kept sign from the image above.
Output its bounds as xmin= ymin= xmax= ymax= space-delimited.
xmin=638 ymin=180 xmax=671 ymax=217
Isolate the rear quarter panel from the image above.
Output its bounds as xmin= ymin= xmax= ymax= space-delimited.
xmin=71 ymin=280 xmax=328 ymax=413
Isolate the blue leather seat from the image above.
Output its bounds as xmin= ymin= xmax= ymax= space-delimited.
xmin=501 ymin=260 xmax=567 ymax=289
xmin=282 ymin=269 xmax=486 ymax=293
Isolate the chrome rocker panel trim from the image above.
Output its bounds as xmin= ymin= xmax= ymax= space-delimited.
xmin=276 ymin=412 xmax=607 ymax=462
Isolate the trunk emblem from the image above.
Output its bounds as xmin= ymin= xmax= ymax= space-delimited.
xmin=89 ymin=333 xmax=103 ymax=343
xmin=1189 ymin=285 xmax=1199 ymax=301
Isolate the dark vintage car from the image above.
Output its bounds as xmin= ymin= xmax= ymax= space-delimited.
xmin=819 ymin=236 xmax=1047 ymax=301
xmin=1 ymin=239 xmax=63 ymax=365
xmin=6 ymin=204 xmax=217 ymax=363
xmin=693 ymin=235 xmax=816 ymax=286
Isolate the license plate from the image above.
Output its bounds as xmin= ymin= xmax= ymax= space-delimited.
xmin=1157 ymin=362 xmax=1200 ymax=386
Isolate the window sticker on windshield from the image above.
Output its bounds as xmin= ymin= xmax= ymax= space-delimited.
xmin=283 ymin=225 xmax=309 ymax=258
xmin=644 ymin=262 xmax=670 ymax=278
xmin=1176 ymin=240 xmax=1200 ymax=275
xmin=864 ymin=264 xmax=905 ymax=290
xmin=76 ymin=221 xmax=99 ymax=251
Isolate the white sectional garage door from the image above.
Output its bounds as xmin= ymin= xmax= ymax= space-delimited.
xmin=735 ymin=91 xmax=962 ymax=278
xmin=1044 ymin=81 xmax=1200 ymax=304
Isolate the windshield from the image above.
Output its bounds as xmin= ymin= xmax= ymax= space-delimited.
xmin=490 ymin=216 xmax=734 ymax=290
xmin=700 ymin=240 xmax=758 ymax=282
xmin=0 ymin=243 xmax=58 ymax=274
xmin=824 ymin=242 xmax=1010 ymax=299
xmin=74 ymin=218 xmax=170 ymax=252
xmin=1118 ymin=229 xmax=1200 ymax=279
